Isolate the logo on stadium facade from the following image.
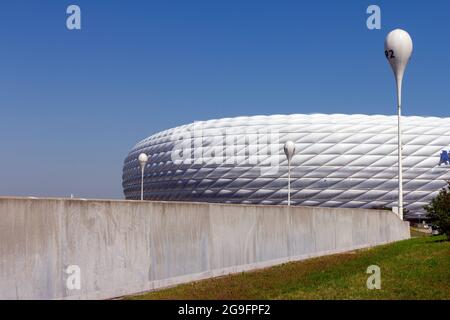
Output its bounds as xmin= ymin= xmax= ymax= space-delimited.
xmin=439 ymin=150 xmax=450 ymax=166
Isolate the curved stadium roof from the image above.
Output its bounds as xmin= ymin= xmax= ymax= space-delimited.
xmin=122 ymin=114 xmax=450 ymax=213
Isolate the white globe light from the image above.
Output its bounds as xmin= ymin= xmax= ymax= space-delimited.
xmin=138 ymin=153 xmax=148 ymax=169
xmin=284 ymin=141 xmax=296 ymax=162
xmin=384 ymin=29 xmax=413 ymax=103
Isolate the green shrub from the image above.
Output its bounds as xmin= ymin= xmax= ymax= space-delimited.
xmin=424 ymin=181 xmax=450 ymax=240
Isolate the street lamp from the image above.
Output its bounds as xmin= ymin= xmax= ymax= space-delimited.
xmin=384 ymin=29 xmax=413 ymax=220
xmin=284 ymin=141 xmax=296 ymax=206
xmin=138 ymin=153 xmax=148 ymax=201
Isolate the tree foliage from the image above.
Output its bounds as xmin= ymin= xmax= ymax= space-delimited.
xmin=424 ymin=181 xmax=450 ymax=240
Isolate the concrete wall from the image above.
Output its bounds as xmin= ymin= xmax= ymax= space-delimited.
xmin=0 ymin=197 xmax=410 ymax=300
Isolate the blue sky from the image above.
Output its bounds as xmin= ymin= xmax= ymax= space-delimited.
xmin=0 ymin=0 xmax=449 ymax=199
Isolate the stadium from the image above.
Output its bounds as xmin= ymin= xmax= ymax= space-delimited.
xmin=122 ymin=113 xmax=450 ymax=214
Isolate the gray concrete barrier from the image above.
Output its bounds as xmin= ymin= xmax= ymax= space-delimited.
xmin=0 ymin=197 xmax=410 ymax=300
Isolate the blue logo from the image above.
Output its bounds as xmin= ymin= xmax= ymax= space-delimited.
xmin=439 ymin=150 xmax=450 ymax=166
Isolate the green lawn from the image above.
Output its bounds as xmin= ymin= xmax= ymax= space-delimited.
xmin=410 ymin=227 xmax=432 ymax=238
xmin=128 ymin=234 xmax=450 ymax=300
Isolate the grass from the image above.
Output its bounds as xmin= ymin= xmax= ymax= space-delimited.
xmin=410 ymin=227 xmax=432 ymax=238
xmin=127 ymin=233 xmax=450 ymax=300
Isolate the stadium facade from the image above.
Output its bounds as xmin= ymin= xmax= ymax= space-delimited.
xmin=122 ymin=114 xmax=450 ymax=213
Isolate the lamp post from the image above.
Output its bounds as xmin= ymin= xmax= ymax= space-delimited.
xmin=284 ymin=141 xmax=296 ymax=206
xmin=138 ymin=153 xmax=148 ymax=201
xmin=384 ymin=29 xmax=413 ymax=220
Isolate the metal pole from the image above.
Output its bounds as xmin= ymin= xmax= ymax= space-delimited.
xmin=141 ymin=166 xmax=145 ymax=201
xmin=397 ymin=82 xmax=403 ymax=220
xmin=283 ymin=140 xmax=295 ymax=207
xmin=288 ymin=159 xmax=291 ymax=206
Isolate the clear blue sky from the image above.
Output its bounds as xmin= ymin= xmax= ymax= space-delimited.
xmin=0 ymin=0 xmax=449 ymax=199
